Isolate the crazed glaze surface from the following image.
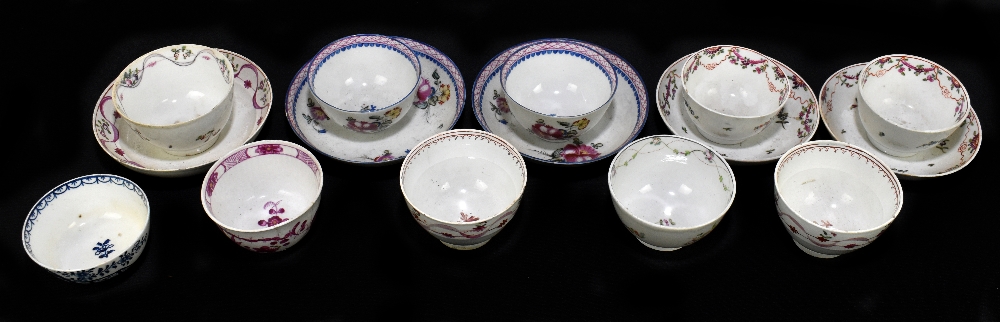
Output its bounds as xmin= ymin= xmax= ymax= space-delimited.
xmin=23 ymin=175 xmax=150 ymax=283
xmin=202 ymin=140 xmax=323 ymax=253
xmin=94 ymin=50 xmax=272 ymax=177
xmin=680 ymin=46 xmax=790 ymax=144
xmin=856 ymin=55 xmax=971 ymax=156
xmin=472 ymin=38 xmax=648 ymax=165
xmin=307 ymin=35 xmax=420 ymax=134
xmin=819 ymin=64 xmax=982 ymax=178
xmin=609 ymin=135 xmax=735 ymax=250
xmin=400 ymin=129 xmax=526 ymax=250
xmin=287 ymin=37 xmax=464 ymax=165
xmin=659 ymin=54 xmax=819 ymax=163
xmin=774 ymin=141 xmax=902 ymax=258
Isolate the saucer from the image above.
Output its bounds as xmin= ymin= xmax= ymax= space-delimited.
xmin=93 ymin=49 xmax=273 ymax=177
xmin=819 ymin=64 xmax=982 ymax=178
xmin=285 ymin=37 xmax=465 ymax=165
xmin=472 ymin=39 xmax=648 ymax=165
xmin=657 ymin=54 xmax=820 ymax=163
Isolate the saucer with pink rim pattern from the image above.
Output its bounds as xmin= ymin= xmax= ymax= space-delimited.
xmin=819 ymin=63 xmax=982 ymax=178
xmin=657 ymin=53 xmax=821 ymax=163
xmin=93 ymin=49 xmax=272 ymax=177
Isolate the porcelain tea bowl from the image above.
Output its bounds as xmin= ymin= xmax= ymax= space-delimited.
xmin=112 ymin=44 xmax=235 ymax=156
xmin=500 ymin=39 xmax=618 ymax=142
xmin=400 ymin=129 xmax=527 ymax=250
xmin=774 ymin=140 xmax=903 ymax=258
xmin=857 ymin=54 xmax=970 ymax=157
xmin=307 ymin=34 xmax=421 ymax=134
xmin=680 ymin=45 xmax=790 ymax=145
xmin=201 ymin=140 xmax=323 ymax=253
xmin=22 ymin=174 xmax=150 ymax=283
xmin=608 ymin=135 xmax=735 ymax=251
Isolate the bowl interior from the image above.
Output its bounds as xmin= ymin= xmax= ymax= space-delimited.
xmin=27 ymin=177 xmax=148 ymax=271
xmin=117 ymin=45 xmax=232 ymax=126
xmin=610 ymin=137 xmax=734 ymax=228
xmin=402 ymin=132 xmax=525 ymax=223
xmin=504 ymin=49 xmax=613 ymax=116
xmin=311 ymin=44 xmax=419 ymax=111
xmin=776 ymin=144 xmax=901 ymax=232
xmin=683 ymin=47 xmax=785 ymax=117
xmin=206 ymin=143 xmax=322 ymax=231
xmin=860 ymin=56 xmax=966 ymax=131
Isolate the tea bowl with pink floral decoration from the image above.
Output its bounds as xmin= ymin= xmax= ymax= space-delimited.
xmin=857 ymin=54 xmax=970 ymax=157
xmin=608 ymin=135 xmax=735 ymax=251
xmin=680 ymin=45 xmax=790 ymax=145
xmin=400 ymin=129 xmax=527 ymax=250
xmin=500 ymin=39 xmax=617 ymax=143
xmin=201 ymin=140 xmax=323 ymax=253
xmin=774 ymin=140 xmax=903 ymax=258
xmin=112 ymin=44 xmax=235 ymax=156
xmin=23 ymin=174 xmax=150 ymax=283
xmin=307 ymin=34 xmax=421 ymax=134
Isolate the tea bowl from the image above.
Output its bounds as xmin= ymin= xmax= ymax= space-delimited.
xmin=23 ymin=174 xmax=150 ymax=283
xmin=774 ymin=140 xmax=903 ymax=258
xmin=112 ymin=44 xmax=235 ymax=156
xmin=400 ymin=129 xmax=527 ymax=250
xmin=201 ymin=140 xmax=323 ymax=252
xmin=307 ymin=34 xmax=421 ymax=134
xmin=500 ymin=39 xmax=617 ymax=142
xmin=609 ymin=135 xmax=735 ymax=251
xmin=680 ymin=45 xmax=790 ymax=145
xmin=857 ymin=54 xmax=970 ymax=157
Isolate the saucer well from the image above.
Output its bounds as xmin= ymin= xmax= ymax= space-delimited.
xmin=657 ymin=54 xmax=820 ymax=163
xmin=285 ymin=37 xmax=465 ymax=165
xmin=93 ymin=49 xmax=273 ymax=177
xmin=819 ymin=64 xmax=982 ymax=178
xmin=472 ymin=39 xmax=648 ymax=165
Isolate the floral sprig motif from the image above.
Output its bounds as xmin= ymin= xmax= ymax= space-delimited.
xmin=531 ymin=118 xmax=590 ymax=141
xmin=686 ymin=47 xmax=787 ymax=101
xmin=258 ymin=200 xmax=288 ymax=227
xmin=120 ymin=68 xmax=140 ymax=87
xmin=865 ymin=56 xmax=966 ymax=120
xmin=489 ymin=89 xmax=511 ymax=125
xmin=171 ymin=46 xmax=192 ymax=60
xmin=302 ymin=98 xmax=330 ymax=133
xmin=413 ymin=69 xmax=452 ymax=109
xmin=459 ymin=212 xmax=480 ymax=222
xmin=346 ymin=106 xmax=403 ymax=133
xmin=93 ymin=239 xmax=115 ymax=259
xmin=611 ymin=137 xmax=730 ymax=193
xmin=537 ymin=137 xmax=603 ymax=163
xmin=363 ymin=149 xmax=409 ymax=162
xmin=660 ymin=70 xmax=680 ymax=116
xmin=255 ymin=144 xmax=283 ymax=155
xmin=195 ymin=129 xmax=218 ymax=142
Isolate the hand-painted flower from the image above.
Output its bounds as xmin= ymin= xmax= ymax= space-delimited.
xmin=309 ymin=105 xmax=330 ymax=121
xmin=561 ymin=143 xmax=600 ymax=163
xmin=572 ymin=118 xmax=590 ymax=130
xmin=531 ymin=123 xmax=564 ymax=140
xmin=346 ymin=119 xmax=381 ymax=133
xmin=496 ymin=96 xmax=510 ymax=114
xmin=416 ymin=78 xmax=433 ymax=102
xmin=384 ymin=106 xmax=402 ymax=119
xmin=255 ymin=144 xmax=284 ymax=155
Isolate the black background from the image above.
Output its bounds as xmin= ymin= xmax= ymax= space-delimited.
xmin=3 ymin=0 xmax=997 ymax=320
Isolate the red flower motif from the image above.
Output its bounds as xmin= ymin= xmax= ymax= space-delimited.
xmin=244 ymin=80 xmax=252 ymax=89
xmin=531 ymin=123 xmax=564 ymax=140
xmin=255 ymin=144 xmax=283 ymax=155
xmin=459 ymin=212 xmax=480 ymax=222
xmin=114 ymin=148 xmax=125 ymax=156
xmin=113 ymin=111 xmax=121 ymax=119
xmin=373 ymin=151 xmax=395 ymax=162
xmin=561 ymin=143 xmax=600 ymax=163
xmin=416 ymin=78 xmax=432 ymax=102
xmin=496 ymin=97 xmax=510 ymax=113
xmin=816 ymin=236 xmax=829 ymax=242
xmin=346 ymin=119 xmax=381 ymax=133
xmin=309 ymin=106 xmax=330 ymax=121
xmin=258 ymin=216 xmax=288 ymax=227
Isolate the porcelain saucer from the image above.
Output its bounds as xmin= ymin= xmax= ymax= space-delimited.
xmin=93 ymin=50 xmax=273 ymax=177
xmin=286 ymin=37 xmax=465 ymax=165
xmin=472 ymin=39 xmax=648 ymax=165
xmin=819 ymin=64 xmax=982 ymax=178
xmin=657 ymin=54 xmax=820 ymax=163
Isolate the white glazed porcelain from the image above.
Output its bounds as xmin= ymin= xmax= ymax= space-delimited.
xmin=400 ymin=129 xmax=527 ymax=250
xmin=473 ymin=39 xmax=648 ymax=165
xmin=774 ymin=140 xmax=903 ymax=258
xmin=680 ymin=46 xmax=790 ymax=145
xmin=609 ymin=135 xmax=735 ymax=251
xmin=287 ymin=37 xmax=464 ymax=165
xmin=819 ymin=63 xmax=982 ymax=178
xmin=660 ymin=53 xmax=819 ymax=163
xmin=23 ymin=175 xmax=150 ymax=283
xmin=112 ymin=44 xmax=235 ymax=156
xmin=857 ymin=55 xmax=971 ymax=157
xmin=95 ymin=49 xmax=272 ymax=177
xmin=500 ymin=39 xmax=618 ymax=142
xmin=307 ymin=34 xmax=421 ymax=134
xmin=201 ymin=140 xmax=323 ymax=252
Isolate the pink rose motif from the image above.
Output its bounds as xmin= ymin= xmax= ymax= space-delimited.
xmin=244 ymin=80 xmax=252 ymax=89
xmin=531 ymin=123 xmax=564 ymax=140
xmin=496 ymin=96 xmax=510 ymax=113
xmin=258 ymin=216 xmax=288 ymax=227
xmin=346 ymin=119 xmax=381 ymax=133
xmin=561 ymin=143 xmax=600 ymax=163
xmin=373 ymin=151 xmax=394 ymax=162
xmin=416 ymin=78 xmax=433 ymax=102
xmin=309 ymin=106 xmax=330 ymax=121
xmin=255 ymin=144 xmax=284 ymax=155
